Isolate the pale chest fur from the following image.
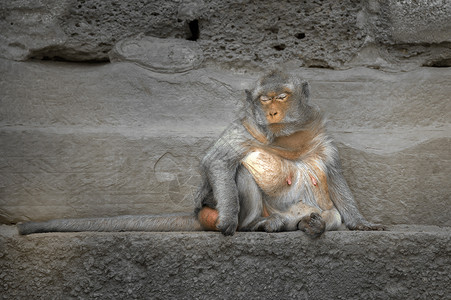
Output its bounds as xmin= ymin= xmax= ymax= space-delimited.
xmin=241 ymin=126 xmax=334 ymax=213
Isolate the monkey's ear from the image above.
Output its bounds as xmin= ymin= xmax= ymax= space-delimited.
xmin=301 ymin=81 xmax=310 ymax=102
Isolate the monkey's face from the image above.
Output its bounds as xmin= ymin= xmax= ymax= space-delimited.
xmin=247 ymin=71 xmax=310 ymax=128
xmin=259 ymin=90 xmax=292 ymax=124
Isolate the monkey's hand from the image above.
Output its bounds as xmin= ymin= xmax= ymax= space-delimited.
xmin=216 ymin=214 xmax=238 ymax=236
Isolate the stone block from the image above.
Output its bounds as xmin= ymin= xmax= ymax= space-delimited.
xmin=0 ymin=59 xmax=449 ymax=226
xmin=2 ymin=1 xmax=450 ymax=69
xmin=1 ymin=225 xmax=450 ymax=299
xmin=354 ymin=0 xmax=451 ymax=69
xmin=0 ymin=0 xmax=68 ymax=61
xmin=0 ymin=0 xmax=369 ymax=68
xmin=365 ymin=0 xmax=451 ymax=44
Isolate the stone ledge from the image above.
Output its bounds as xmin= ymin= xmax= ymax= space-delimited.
xmin=1 ymin=225 xmax=450 ymax=299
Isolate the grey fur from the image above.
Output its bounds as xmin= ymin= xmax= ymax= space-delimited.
xmin=18 ymin=71 xmax=383 ymax=236
xmin=18 ymin=214 xmax=202 ymax=235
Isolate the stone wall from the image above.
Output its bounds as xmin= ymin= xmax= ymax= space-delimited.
xmin=1 ymin=1 xmax=450 ymax=299
xmin=1 ymin=0 xmax=450 ymax=69
xmin=0 ymin=0 xmax=450 ymax=226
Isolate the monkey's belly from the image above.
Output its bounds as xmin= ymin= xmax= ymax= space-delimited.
xmin=242 ymin=150 xmax=294 ymax=195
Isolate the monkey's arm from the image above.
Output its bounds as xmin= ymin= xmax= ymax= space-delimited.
xmin=200 ymin=123 xmax=250 ymax=235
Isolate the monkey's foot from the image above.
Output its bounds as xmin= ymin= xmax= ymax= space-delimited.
xmin=350 ymin=223 xmax=386 ymax=231
xmin=244 ymin=214 xmax=286 ymax=233
xmin=298 ymin=213 xmax=326 ymax=238
xmin=198 ymin=207 xmax=219 ymax=231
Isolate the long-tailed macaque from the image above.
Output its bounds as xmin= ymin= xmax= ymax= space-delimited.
xmin=18 ymin=71 xmax=384 ymax=236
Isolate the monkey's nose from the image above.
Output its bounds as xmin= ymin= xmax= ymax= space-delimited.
xmin=269 ymin=111 xmax=278 ymax=117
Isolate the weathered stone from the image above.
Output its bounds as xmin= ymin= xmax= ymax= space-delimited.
xmin=0 ymin=0 xmax=187 ymax=62
xmin=0 ymin=58 xmax=449 ymax=226
xmin=1 ymin=0 xmax=450 ymax=69
xmin=0 ymin=129 xmax=209 ymax=223
xmin=339 ymin=138 xmax=451 ymax=227
xmin=109 ymin=35 xmax=204 ymax=73
xmin=1 ymin=225 xmax=450 ymax=299
xmin=194 ymin=0 xmax=368 ymax=69
xmin=349 ymin=42 xmax=451 ymax=70
xmin=0 ymin=0 xmax=68 ymax=61
xmin=1 ymin=2 xmax=450 ymax=298
xmin=365 ymin=0 xmax=451 ymax=44
xmin=353 ymin=0 xmax=451 ymax=70
xmin=0 ymin=59 xmax=245 ymax=130
xmin=1 ymin=59 xmax=449 ymax=133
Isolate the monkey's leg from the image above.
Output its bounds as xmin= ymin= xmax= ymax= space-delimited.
xmin=206 ymin=161 xmax=240 ymax=236
xmin=241 ymin=201 xmax=306 ymax=233
xmin=246 ymin=206 xmax=328 ymax=235
xmin=285 ymin=202 xmax=324 ymax=237
xmin=236 ymin=166 xmax=264 ymax=230
xmin=242 ymin=213 xmax=287 ymax=232
xmin=320 ymin=208 xmax=342 ymax=231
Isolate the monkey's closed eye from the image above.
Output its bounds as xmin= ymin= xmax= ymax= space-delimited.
xmin=260 ymin=95 xmax=270 ymax=102
xmin=276 ymin=93 xmax=287 ymax=101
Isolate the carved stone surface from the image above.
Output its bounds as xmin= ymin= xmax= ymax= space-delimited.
xmin=109 ymin=35 xmax=204 ymax=73
xmin=0 ymin=58 xmax=449 ymax=226
xmin=154 ymin=152 xmax=202 ymax=209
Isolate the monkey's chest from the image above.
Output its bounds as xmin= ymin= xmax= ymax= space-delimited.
xmin=241 ymin=149 xmax=295 ymax=196
xmin=241 ymin=148 xmax=331 ymax=211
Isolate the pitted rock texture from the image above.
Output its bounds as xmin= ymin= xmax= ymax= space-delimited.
xmin=0 ymin=0 xmax=186 ymax=62
xmin=352 ymin=0 xmax=451 ymax=70
xmin=194 ymin=0 xmax=367 ymax=69
xmin=1 ymin=0 xmax=450 ymax=69
xmin=0 ymin=58 xmax=449 ymax=227
xmin=363 ymin=0 xmax=451 ymax=44
xmin=1 ymin=225 xmax=450 ymax=299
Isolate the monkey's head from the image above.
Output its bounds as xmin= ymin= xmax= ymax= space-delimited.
xmin=245 ymin=70 xmax=311 ymax=130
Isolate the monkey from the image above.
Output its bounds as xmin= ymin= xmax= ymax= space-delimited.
xmin=18 ymin=70 xmax=384 ymax=237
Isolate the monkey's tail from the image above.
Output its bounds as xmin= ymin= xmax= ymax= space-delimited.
xmin=17 ymin=213 xmax=203 ymax=235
